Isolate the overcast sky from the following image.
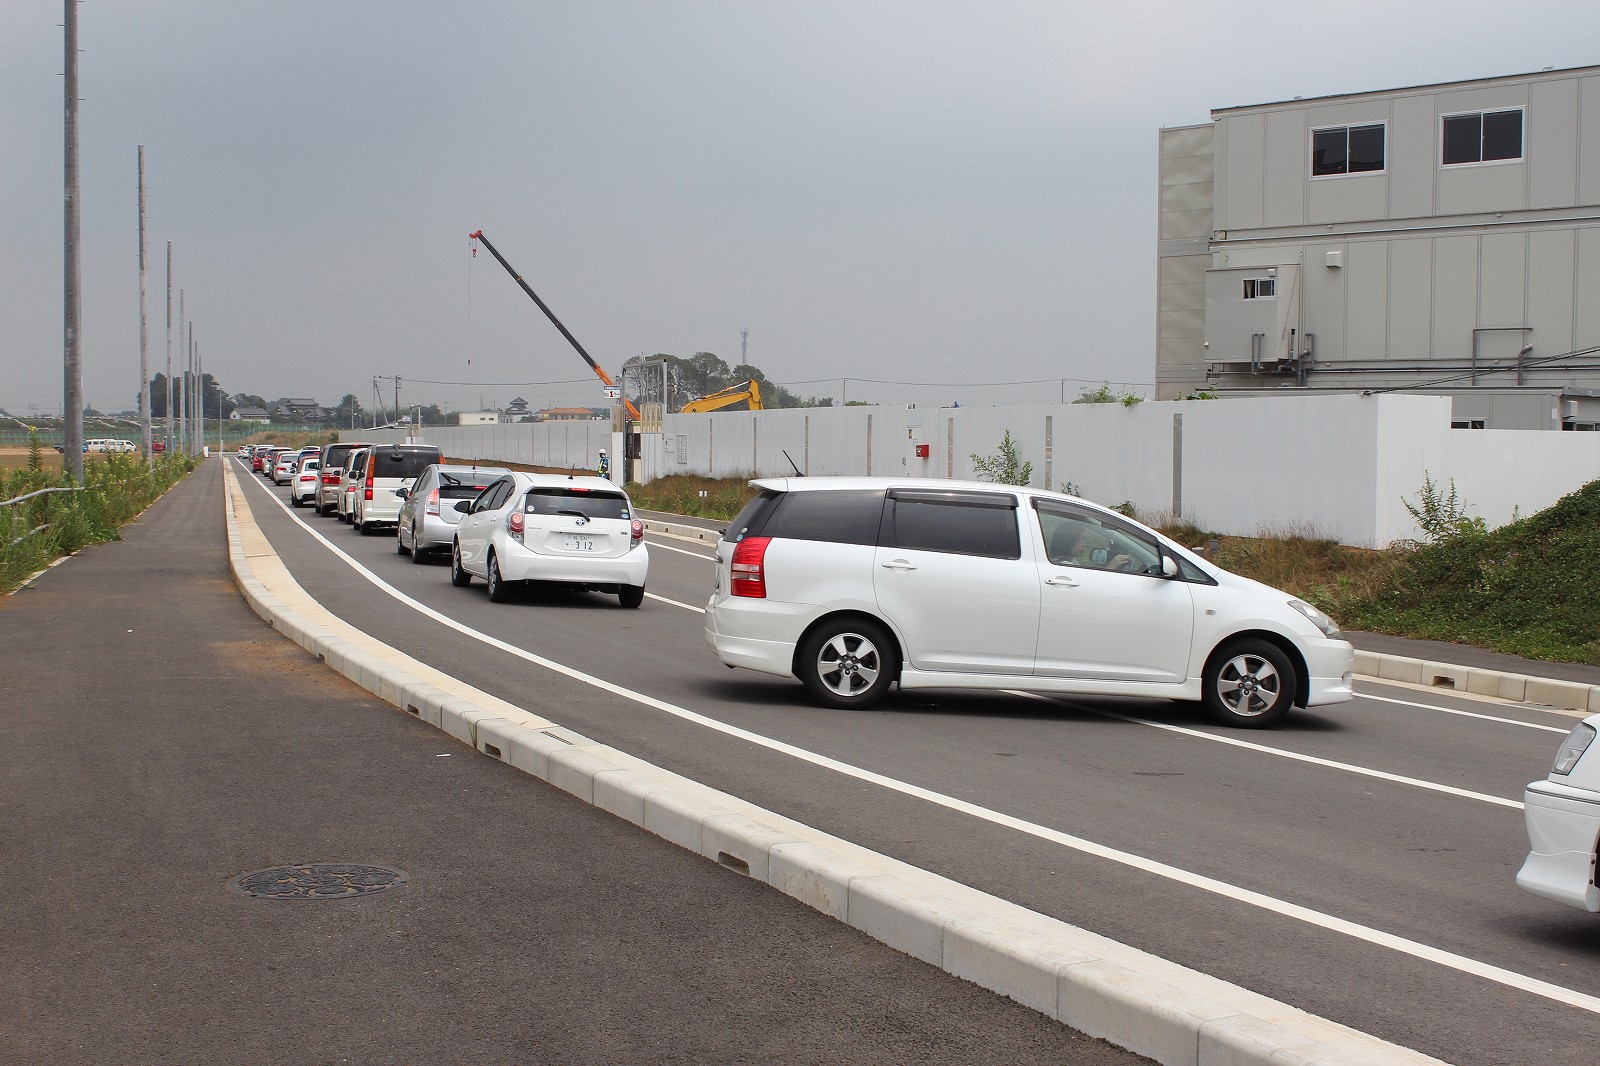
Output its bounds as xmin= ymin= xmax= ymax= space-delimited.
xmin=4 ymin=1 xmax=1597 ymax=417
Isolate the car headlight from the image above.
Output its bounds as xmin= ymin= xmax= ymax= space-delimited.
xmin=1289 ymin=599 xmax=1342 ymax=639
xmin=1552 ymin=723 xmax=1596 ymax=775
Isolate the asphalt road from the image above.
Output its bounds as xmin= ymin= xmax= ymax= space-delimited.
xmin=0 ymin=460 xmax=1149 ymax=1066
xmin=226 ymin=455 xmax=1600 ymax=1066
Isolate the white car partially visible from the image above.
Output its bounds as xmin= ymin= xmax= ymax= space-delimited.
xmin=1518 ymin=715 xmax=1600 ymax=910
xmin=450 ymin=472 xmax=648 ymax=607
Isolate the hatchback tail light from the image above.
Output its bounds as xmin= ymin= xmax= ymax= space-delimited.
xmin=630 ymin=519 xmax=644 ymax=547
xmin=425 ymin=489 xmax=440 ymax=517
xmin=507 ymin=510 xmax=524 ymax=543
xmin=730 ymin=536 xmax=770 ymax=598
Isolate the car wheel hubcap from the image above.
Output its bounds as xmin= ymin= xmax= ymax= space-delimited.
xmin=817 ymin=633 xmax=880 ymax=698
xmin=1217 ymin=654 xmax=1281 ymax=717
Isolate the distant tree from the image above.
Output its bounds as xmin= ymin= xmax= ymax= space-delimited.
xmin=330 ymin=393 xmax=363 ymax=427
xmin=233 ymin=392 xmax=267 ymax=410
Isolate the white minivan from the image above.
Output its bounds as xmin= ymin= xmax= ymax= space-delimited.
xmin=351 ymin=444 xmax=441 ymax=534
xmin=704 ymin=477 xmax=1354 ymax=727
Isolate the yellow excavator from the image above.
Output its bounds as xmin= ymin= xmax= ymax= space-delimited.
xmin=679 ymin=380 xmax=764 ymax=413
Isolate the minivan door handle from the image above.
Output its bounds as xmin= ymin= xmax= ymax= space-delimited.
xmin=1044 ymin=574 xmax=1080 ymax=587
xmin=880 ymin=559 xmax=918 ymax=571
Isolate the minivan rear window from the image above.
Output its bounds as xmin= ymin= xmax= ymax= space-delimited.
xmin=761 ymin=489 xmax=885 ymax=546
xmin=371 ymin=449 xmax=441 ymax=479
xmin=524 ymin=487 xmax=630 ymax=520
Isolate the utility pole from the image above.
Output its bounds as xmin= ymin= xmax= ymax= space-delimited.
xmin=177 ymin=290 xmax=186 ymax=451
xmin=137 ymin=146 xmax=152 ymax=465
xmin=165 ymin=243 xmax=173 ymax=454
xmin=393 ymin=375 xmax=401 ymax=424
xmin=62 ymin=0 xmax=83 ymax=480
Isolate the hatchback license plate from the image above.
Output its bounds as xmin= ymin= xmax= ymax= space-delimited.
xmin=565 ymin=534 xmax=594 ymax=552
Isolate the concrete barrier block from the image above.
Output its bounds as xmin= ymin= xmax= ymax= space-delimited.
xmin=699 ymin=813 xmax=808 ymax=882
xmin=437 ymin=699 xmax=502 ymax=746
xmin=767 ymin=841 xmax=886 ymax=921
xmin=482 ymin=722 xmax=585 ymax=782
xmin=1375 ymin=656 xmax=1425 ymax=685
xmin=1058 ymin=958 xmax=1235 ymax=1066
xmin=1420 ymin=661 xmax=1468 ymax=692
xmin=545 ymin=744 xmax=627 ymax=803
xmin=591 ymin=768 xmax=649 ymax=824
xmin=1497 ymin=673 xmax=1529 ymax=702
xmin=1526 ymin=677 xmax=1589 ymax=711
xmin=846 ymin=873 xmax=961 ymax=966
xmin=1590 ymin=687 xmax=1600 ymax=714
xmin=643 ymin=784 xmax=742 ymax=853
xmin=942 ymin=912 xmax=1099 ymax=1018
xmin=1197 ymin=1011 xmax=1445 ymax=1066
xmin=1352 ymin=650 xmax=1383 ymax=677
xmin=1465 ymin=669 xmax=1503 ymax=698
xmin=398 ymin=683 xmax=454 ymax=728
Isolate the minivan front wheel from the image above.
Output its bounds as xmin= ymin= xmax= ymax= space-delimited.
xmin=1203 ymin=639 xmax=1297 ymax=728
xmin=798 ymin=618 xmax=896 ymax=709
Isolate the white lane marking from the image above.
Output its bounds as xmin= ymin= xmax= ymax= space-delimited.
xmin=648 ymin=539 xmax=717 ymax=560
xmin=1359 ymin=692 xmax=1574 ymax=733
xmin=1012 ymin=693 xmax=1523 ymax=809
xmin=230 ymin=465 xmax=1600 ymax=1017
xmin=647 ymin=591 xmax=705 ymax=613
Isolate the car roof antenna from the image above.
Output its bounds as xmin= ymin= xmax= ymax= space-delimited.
xmin=783 ymin=449 xmax=804 ymax=477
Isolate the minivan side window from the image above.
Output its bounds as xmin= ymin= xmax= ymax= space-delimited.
xmin=885 ymin=490 xmax=1020 ymax=559
xmin=721 ymin=490 xmax=784 ymax=543
xmin=760 ymin=489 xmax=885 ymax=545
xmin=1035 ymin=502 xmax=1163 ymax=576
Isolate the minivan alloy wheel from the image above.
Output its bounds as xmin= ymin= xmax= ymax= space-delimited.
xmin=1203 ymin=638 xmax=1296 ymax=727
xmin=798 ymin=619 xmax=896 ymax=708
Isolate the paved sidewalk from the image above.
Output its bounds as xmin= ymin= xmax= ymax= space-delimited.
xmin=0 ymin=461 xmax=1144 ymax=1066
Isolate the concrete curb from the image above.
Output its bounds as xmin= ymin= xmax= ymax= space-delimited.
xmin=642 ymin=520 xmax=1600 ymax=717
xmin=224 ymin=464 xmax=1447 ymax=1066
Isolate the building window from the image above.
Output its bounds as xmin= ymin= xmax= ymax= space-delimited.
xmin=1450 ymin=419 xmax=1487 ymax=430
xmin=1243 ymin=278 xmax=1276 ymax=300
xmin=1442 ymin=109 xmax=1523 ymax=166
xmin=1311 ymin=123 xmax=1385 ymax=177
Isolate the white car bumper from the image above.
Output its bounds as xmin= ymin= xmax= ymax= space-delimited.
xmin=1517 ymin=779 xmax=1600 ymax=911
xmin=496 ymin=540 xmax=649 ymax=587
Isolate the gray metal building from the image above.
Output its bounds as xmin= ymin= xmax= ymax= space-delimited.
xmin=1157 ymin=65 xmax=1600 ymax=428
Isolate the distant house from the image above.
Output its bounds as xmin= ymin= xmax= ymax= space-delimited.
xmin=459 ymin=411 xmax=499 ymax=426
xmin=231 ymin=406 xmax=269 ymax=421
xmin=505 ymin=396 xmax=532 ymax=422
xmin=272 ymin=398 xmax=324 ymax=421
xmin=538 ymin=406 xmax=598 ymax=422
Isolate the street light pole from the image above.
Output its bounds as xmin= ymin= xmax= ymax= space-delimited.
xmin=62 ymin=0 xmax=83 ymax=480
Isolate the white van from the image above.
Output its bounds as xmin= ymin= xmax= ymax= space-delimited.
xmin=351 ymin=444 xmax=442 ymax=534
xmin=704 ymin=477 xmax=1354 ymax=727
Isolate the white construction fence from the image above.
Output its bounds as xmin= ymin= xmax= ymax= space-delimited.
xmin=377 ymin=393 xmax=1600 ymax=547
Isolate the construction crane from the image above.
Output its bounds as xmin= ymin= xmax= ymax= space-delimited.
xmin=680 ymin=380 xmax=764 ymax=414
xmin=468 ymin=230 xmax=640 ymax=421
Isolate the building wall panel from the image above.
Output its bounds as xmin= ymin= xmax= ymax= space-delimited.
xmin=1527 ymin=229 xmax=1577 ymax=360
xmin=1478 ymin=232 xmax=1529 ymax=337
xmin=1581 ymin=76 xmax=1600 ymax=204
xmin=1220 ymin=114 xmax=1264 ymax=231
xmin=1529 ymin=78 xmax=1580 ymax=208
xmin=1432 ymin=235 xmax=1479 ymax=359
xmin=1345 ymin=240 xmax=1390 ymax=360
xmin=1389 ymin=239 xmax=1434 ymax=359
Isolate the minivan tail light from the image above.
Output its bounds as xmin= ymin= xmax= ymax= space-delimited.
xmin=364 ymin=477 xmax=374 ymax=502
xmin=730 ymin=536 xmax=770 ymax=598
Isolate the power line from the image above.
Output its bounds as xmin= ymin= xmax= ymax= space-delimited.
xmin=1360 ymin=345 xmax=1600 ymax=396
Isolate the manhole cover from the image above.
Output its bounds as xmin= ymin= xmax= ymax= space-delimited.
xmin=229 ymin=863 xmax=407 ymax=900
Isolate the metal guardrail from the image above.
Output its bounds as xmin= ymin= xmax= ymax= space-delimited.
xmin=0 ymin=485 xmax=88 ymax=508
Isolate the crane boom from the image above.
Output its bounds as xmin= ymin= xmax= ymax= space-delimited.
xmin=468 ymin=229 xmax=640 ymax=420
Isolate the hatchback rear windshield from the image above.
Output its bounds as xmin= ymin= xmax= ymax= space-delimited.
xmin=370 ymin=449 xmax=441 ymax=479
xmin=523 ymin=487 xmax=631 ymax=520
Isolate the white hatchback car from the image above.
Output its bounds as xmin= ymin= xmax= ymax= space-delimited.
xmin=450 ymin=472 xmax=648 ymax=607
xmin=1517 ymin=715 xmax=1600 ymax=910
xmin=704 ymin=477 xmax=1354 ymax=727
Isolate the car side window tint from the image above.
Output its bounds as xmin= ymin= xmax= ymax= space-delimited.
xmin=887 ymin=493 xmax=1019 ymax=559
xmin=763 ymin=490 xmax=885 ymax=545
xmin=721 ymin=490 xmax=783 ymax=543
